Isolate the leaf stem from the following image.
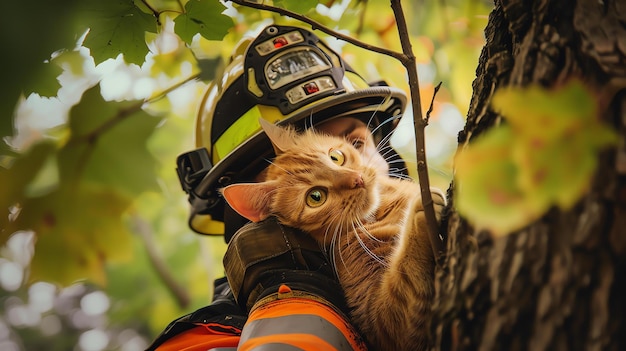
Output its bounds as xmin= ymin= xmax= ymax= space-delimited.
xmin=140 ymin=0 xmax=162 ymax=26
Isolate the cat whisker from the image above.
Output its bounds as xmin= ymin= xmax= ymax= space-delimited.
xmin=350 ymin=222 xmax=388 ymax=267
xmin=334 ymin=222 xmax=353 ymax=276
xmin=388 ymin=172 xmax=414 ymax=181
xmin=355 ymin=217 xmax=383 ymax=243
xmin=363 ymin=94 xmax=390 ymax=133
xmin=379 ymin=149 xmax=399 ymax=165
xmin=401 ymin=159 xmax=453 ymax=179
xmin=264 ymin=159 xmax=295 ymax=177
xmin=369 ymin=113 xmax=401 ymax=141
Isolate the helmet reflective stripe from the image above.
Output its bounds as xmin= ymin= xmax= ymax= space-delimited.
xmin=211 ymin=70 xmax=378 ymax=167
xmin=212 ymin=106 xmax=263 ymax=165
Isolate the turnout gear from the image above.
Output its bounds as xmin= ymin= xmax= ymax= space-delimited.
xmin=176 ymin=24 xmax=407 ymax=236
xmin=149 ymin=198 xmax=369 ymax=351
xmin=146 ymin=277 xmax=245 ymax=351
xmin=223 ymin=218 xmax=346 ymax=313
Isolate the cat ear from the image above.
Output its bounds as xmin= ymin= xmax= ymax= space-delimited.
xmin=259 ymin=118 xmax=293 ymax=155
xmin=221 ymin=182 xmax=278 ymax=222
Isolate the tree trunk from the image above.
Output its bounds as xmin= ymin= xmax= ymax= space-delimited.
xmin=431 ymin=0 xmax=626 ymax=350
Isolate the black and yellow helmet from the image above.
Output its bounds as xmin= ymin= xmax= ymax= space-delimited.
xmin=177 ymin=24 xmax=407 ymax=235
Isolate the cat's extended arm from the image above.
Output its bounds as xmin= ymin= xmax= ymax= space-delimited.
xmin=339 ymin=188 xmax=446 ymax=351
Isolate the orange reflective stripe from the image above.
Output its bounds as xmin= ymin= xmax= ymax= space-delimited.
xmin=240 ymin=297 xmax=367 ymax=351
xmin=155 ymin=325 xmax=239 ymax=351
xmin=239 ymin=333 xmax=338 ymax=351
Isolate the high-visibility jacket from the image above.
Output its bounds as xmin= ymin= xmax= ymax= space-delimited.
xmin=149 ymin=219 xmax=367 ymax=351
xmin=147 ymin=279 xmax=367 ymax=351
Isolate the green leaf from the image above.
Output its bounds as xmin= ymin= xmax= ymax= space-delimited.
xmin=197 ymin=57 xmax=223 ymax=81
xmin=0 ymin=141 xmax=57 ymax=242
xmin=274 ymin=0 xmax=319 ymax=14
xmin=13 ymin=185 xmax=133 ymax=286
xmin=455 ymin=80 xmax=618 ymax=236
xmin=53 ymin=50 xmax=88 ymax=76
xmin=81 ymin=0 xmax=157 ymax=65
xmin=60 ymin=86 xmax=161 ymax=197
xmin=24 ymin=62 xmax=64 ymax=98
xmin=174 ymin=0 xmax=234 ymax=44
xmin=150 ymin=47 xmax=198 ymax=78
xmin=0 ymin=0 xmax=80 ymax=125
xmin=454 ymin=127 xmax=548 ymax=235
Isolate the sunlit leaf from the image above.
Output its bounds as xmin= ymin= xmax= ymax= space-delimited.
xmin=455 ymin=127 xmax=548 ymax=235
xmin=52 ymin=50 xmax=87 ymax=76
xmin=60 ymin=86 xmax=161 ymax=197
xmin=0 ymin=141 xmax=56 ymax=242
xmin=174 ymin=0 xmax=234 ymax=44
xmin=81 ymin=0 xmax=157 ymax=65
xmin=455 ymin=80 xmax=617 ymax=236
xmin=494 ymin=80 xmax=618 ymax=209
xmin=151 ymin=47 xmax=198 ymax=78
xmin=274 ymin=0 xmax=318 ymax=14
xmin=13 ymin=185 xmax=133 ymax=286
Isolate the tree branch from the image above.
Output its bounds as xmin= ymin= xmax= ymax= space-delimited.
xmin=390 ymin=0 xmax=445 ymax=263
xmin=228 ymin=0 xmax=407 ymax=62
xmin=133 ymin=215 xmax=191 ymax=308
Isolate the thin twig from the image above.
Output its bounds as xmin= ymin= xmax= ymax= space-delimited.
xmin=228 ymin=0 xmax=406 ymax=62
xmin=426 ymin=81 xmax=443 ymax=124
xmin=140 ymin=0 xmax=162 ymax=26
xmin=133 ymin=215 xmax=191 ymax=308
xmin=390 ymin=0 xmax=445 ymax=262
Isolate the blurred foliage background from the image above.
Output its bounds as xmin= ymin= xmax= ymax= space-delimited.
xmin=0 ymin=0 xmax=491 ymax=350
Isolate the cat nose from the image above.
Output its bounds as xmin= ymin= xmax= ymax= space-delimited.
xmin=354 ymin=175 xmax=364 ymax=188
xmin=337 ymin=171 xmax=365 ymax=189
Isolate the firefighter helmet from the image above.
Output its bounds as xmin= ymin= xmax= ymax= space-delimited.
xmin=176 ymin=24 xmax=407 ymax=235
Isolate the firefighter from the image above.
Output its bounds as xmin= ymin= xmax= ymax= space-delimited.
xmin=147 ymin=24 xmax=408 ymax=351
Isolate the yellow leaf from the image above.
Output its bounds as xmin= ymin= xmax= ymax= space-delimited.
xmin=455 ymin=80 xmax=618 ymax=236
xmin=11 ymin=184 xmax=133 ymax=286
xmin=455 ymin=127 xmax=548 ymax=235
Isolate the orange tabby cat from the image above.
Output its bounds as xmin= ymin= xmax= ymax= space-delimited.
xmin=222 ymin=119 xmax=446 ymax=351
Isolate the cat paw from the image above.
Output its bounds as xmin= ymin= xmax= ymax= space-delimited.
xmin=430 ymin=187 xmax=447 ymax=223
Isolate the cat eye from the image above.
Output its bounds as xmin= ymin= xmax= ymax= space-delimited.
xmin=329 ymin=149 xmax=345 ymax=165
xmin=306 ymin=188 xmax=327 ymax=207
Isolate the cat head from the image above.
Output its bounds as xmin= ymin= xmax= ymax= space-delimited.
xmin=221 ymin=119 xmax=381 ymax=245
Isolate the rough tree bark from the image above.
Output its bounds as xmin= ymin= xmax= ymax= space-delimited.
xmin=431 ymin=0 xmax=626 ymax=350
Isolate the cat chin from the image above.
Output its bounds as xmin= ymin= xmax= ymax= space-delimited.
xmin=348 ymin=188 xmax=378 ymax=220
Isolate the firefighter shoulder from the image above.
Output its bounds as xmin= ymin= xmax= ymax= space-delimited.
xmin=225 ymin=218 xmax=368 ymax=351
xmin=147 ymin=219 xmax=367 ymax=351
